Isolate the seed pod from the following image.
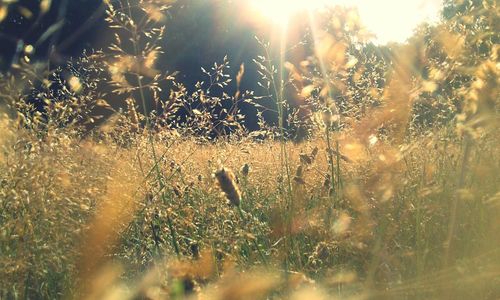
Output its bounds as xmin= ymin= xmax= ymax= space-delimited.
xmin=214 ymin=168 xmax=241 ymax=207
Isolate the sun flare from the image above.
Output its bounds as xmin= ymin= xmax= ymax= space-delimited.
xmin=248 ymin=0 xmax=443 ymax=44
xmin=249 ymin=0 xmax=328 ymax=27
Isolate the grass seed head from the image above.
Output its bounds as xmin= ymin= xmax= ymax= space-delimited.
xmin=214 ymin=167 xmax=241 ymax=206
xmin=240 ymin=163 xmax=250 ymax=177
xmin=299 ymin=152 xmax=312 ymax=164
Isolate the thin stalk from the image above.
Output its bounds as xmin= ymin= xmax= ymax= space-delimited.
xmin=416 ymin=162 xmax=425 ymax=279
xmin=440 ymin=134 xmax=472 ymax=300
xmin=325 ymin=125 xmax=336 ymax=204
xmin=443 ymin=135 xmax=472 ymax=267
xmin=262 ymin=32 xmax=293 ymax=272
xmin=336 ymin=140 xmax=342 ymax=191
xmin=126 ymin=1 xmax=180 ymax=256
xmin=237 ymin=205 xmax=268 ymax=265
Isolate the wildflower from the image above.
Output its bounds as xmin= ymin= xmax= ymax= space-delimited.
xmin=214 ymin=168 xmax=241 ymax=206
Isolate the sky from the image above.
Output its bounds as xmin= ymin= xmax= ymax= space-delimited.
xmin=339 ymin=0 xmax=444 ymax=44
xmin=249 ymin=0 xmax=444 ymax=44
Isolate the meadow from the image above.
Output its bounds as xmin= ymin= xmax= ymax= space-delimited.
xmin=0 ymin=0 xmax=499 ymax=299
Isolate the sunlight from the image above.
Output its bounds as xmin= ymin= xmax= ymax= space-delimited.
xmin=336 ymin=0 xmax=443 ymax=44
xmin=248 ymin=0 xmax=327 ymax=27
xmin=248 ymin=0 xmax=443 ymax=44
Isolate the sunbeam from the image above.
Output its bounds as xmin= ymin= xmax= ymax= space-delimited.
xmin=247 ymin=0 xmax=443 ymax=44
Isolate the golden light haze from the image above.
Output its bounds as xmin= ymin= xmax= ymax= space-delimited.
xmin=248 ymin=0 xmax=443 ymax=43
